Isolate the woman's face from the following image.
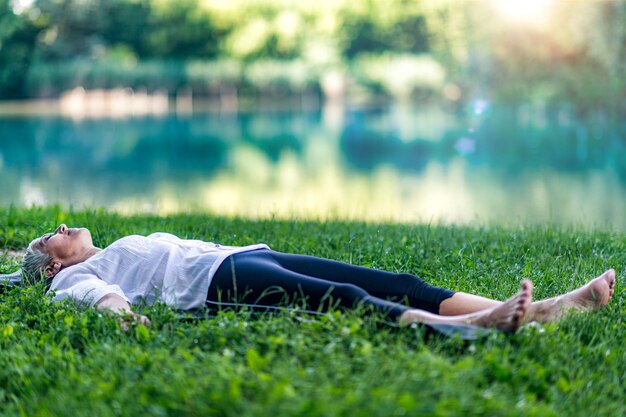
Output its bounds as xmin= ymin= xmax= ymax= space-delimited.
xmin=36 ymin=224 xmax=94 ymax=267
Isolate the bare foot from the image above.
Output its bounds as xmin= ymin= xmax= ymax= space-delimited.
xmin=468 ymin=279 xmax=533 ymax=332
xmin=528 ymin=269 xmax=616 ymax=323
xmin=399 ymin=280 xmax=533 ymax=332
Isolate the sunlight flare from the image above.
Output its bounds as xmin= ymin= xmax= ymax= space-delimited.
xmin=492 ymin=0 xmax=553 ymax=26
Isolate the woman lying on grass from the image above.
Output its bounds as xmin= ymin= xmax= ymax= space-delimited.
xmin=17 ymin=224 xmax=615 ymax=332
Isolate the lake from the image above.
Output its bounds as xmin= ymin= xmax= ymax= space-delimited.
xmin=1 ymin=102 xmax=625 ymax=230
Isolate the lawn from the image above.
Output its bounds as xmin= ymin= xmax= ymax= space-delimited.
xmin=1 ymin=206 xmax=624 ymax=417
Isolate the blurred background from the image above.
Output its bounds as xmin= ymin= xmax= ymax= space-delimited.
xmin=0 ymin=0 xmax=625 ymax=229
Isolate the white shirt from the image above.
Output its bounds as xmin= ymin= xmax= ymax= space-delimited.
xmin=47 ymin=233 xmax=269 ymax=310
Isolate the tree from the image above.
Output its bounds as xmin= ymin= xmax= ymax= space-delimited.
xmin=0 ymin=0 xmax=44 ymax=98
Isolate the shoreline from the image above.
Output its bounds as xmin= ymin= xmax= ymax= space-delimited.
xmin=0 ymin=95 xmax=360 ymax=118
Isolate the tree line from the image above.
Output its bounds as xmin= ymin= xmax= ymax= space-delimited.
xmin=0 ymin=0 xmax=624 ymax=112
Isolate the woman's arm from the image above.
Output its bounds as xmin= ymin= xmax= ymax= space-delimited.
xmin=95 ymin=293 xmax=151 ymax=330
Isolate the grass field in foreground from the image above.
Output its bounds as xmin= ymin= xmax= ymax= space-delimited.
xmin=1 ymin=206 xmax=624 ymax=417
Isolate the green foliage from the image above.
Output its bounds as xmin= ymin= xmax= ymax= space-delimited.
xmin=0 ymin=0 xmax=45 ymax=98
xmin=0 ymin=0 xmax=623 ymax=110
xmin=352 ymin=53 xmax=445 ymax=99
xmin=340 ymin=7 xmax=429 ymax=58
xmin=0 ymin=206 xmax=625 ymax=416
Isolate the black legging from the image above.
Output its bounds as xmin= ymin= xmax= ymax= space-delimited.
xmin=207 ymin=249 xmax=455 ymax=321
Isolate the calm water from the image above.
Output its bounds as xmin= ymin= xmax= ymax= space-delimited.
xmin=1 ymin=104 xmax=625 ymax=230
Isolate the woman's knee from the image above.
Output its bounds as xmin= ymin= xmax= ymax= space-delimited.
xmin=329 ymin=282 xmax=370 ymax=304
xmin=396 ymin=272 xmax=423 ymax=283
xmin=392 ymin=273 xmax=429 ymax=292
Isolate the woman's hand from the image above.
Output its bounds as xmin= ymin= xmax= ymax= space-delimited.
xmin=119 ymin=311 xmax=151 ymax=332
xmin=95 ymin=293 xmax=151 ymax=332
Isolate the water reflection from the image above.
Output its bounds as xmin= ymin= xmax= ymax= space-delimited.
xmin=0 ymin=105 xmax=624 ymax=230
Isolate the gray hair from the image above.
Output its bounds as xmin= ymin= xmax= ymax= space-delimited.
xmin=22 ymin=238 xmax=53 ymax=284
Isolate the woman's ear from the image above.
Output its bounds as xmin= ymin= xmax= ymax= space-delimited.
xmin=44 ymin=262 xmax=62 ymax=279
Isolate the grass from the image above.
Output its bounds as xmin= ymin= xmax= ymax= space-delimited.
xmin=1 ymin=206 xmax=624 ymax=417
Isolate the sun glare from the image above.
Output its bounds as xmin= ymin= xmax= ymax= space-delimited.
xmin=492 ymin=0 xmax=553 ymax=25
xmin=10 ymin=0 xmax=34 ymax=15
